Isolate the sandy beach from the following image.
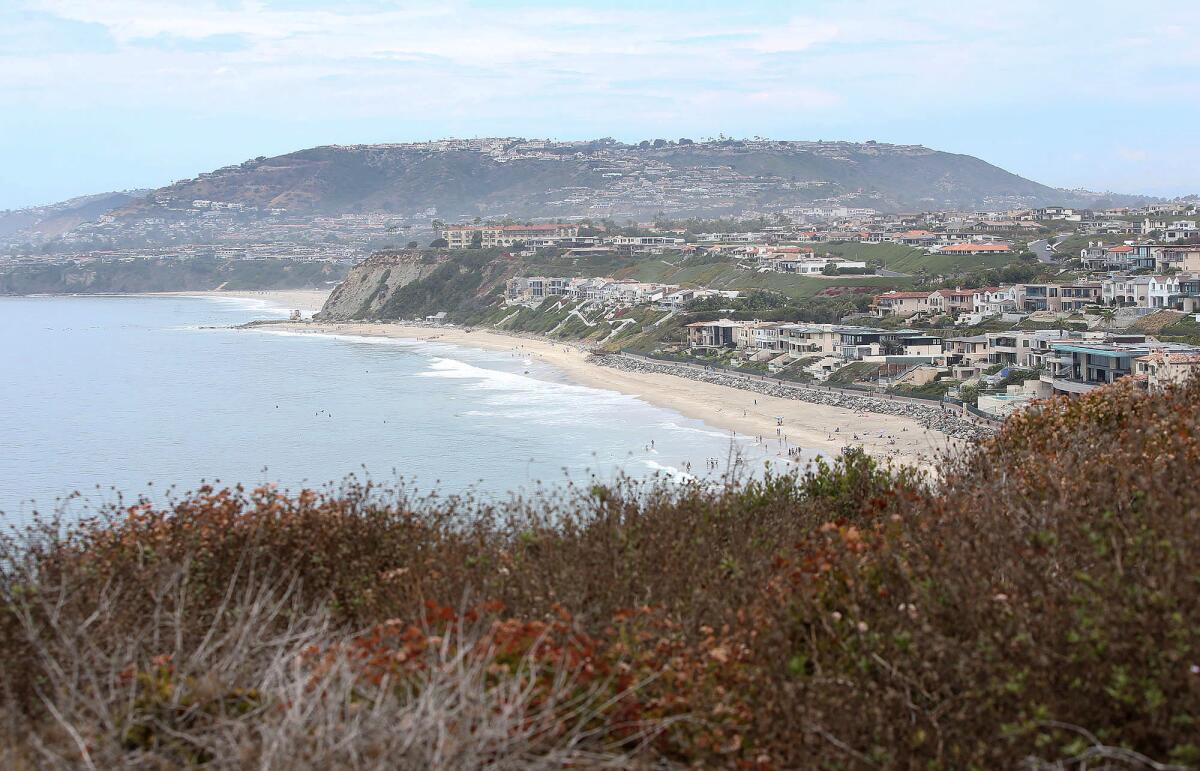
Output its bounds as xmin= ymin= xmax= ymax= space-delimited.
xmin=154 ymin=289 xmax=332 ymax=315
xmin=258 ymin=321 xmax=961 ymax=471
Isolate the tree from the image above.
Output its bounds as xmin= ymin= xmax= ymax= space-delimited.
xmin=1098 ymin=307 xmax=1116 ymax=332
xmin=406 ymin=241 xmax=419 ymax=249
xmin=430 ymin=238 xmax=449 ymax=248
xmin=470 ymin=231 xmax=483 ymax=249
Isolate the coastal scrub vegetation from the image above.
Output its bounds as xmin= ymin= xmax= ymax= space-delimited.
xmin=3 ymin=378 xmax=1200 ymax=768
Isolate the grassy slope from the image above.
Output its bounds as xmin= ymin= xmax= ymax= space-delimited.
xmin=619 ymin=257 xmax=913 ymax=300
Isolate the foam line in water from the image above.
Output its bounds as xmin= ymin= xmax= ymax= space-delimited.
xmin=418 ymin=356 xmax=620 ymax=398
xmin=641 ymin=459 xmax=696 ymax=482
xmin=184 ymin=295 xmax=292 ymax=316
xmin=657 ymin=420 xmax=733 ymax=440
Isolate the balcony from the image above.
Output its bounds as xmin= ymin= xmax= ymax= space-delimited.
xmin=1047 ymin=377 xmax=1097 ymax=395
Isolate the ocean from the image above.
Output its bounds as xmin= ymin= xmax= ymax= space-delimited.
xmin=0 ymin=294 xmax=773 ymax=521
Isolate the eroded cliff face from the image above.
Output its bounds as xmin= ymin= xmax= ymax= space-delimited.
xmin=315 ymin=250 xmax=437 ymax=320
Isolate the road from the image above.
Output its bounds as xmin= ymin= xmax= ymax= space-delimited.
xmin=1029 ymin=239 xmax=1054 ymax=263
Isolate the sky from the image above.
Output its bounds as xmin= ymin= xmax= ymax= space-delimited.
xmin=1 ymin=0 xmax=1198 ymax=210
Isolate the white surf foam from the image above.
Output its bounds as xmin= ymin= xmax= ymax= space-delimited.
xmin=641 ymin=459 xmax=696 ymax=482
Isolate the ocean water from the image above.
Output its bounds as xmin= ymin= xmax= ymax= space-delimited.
xmin=0 ymin=295 xmax=774 ymax=521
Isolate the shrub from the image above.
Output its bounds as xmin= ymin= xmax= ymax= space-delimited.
xmin=3 ymin=379 xmax=1200 ymax=767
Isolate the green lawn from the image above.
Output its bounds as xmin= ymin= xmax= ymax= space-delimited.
xmin=821 ymin=241 xmax=1018 ymax=274
xmin=615 ymin=255 xmax=912 ymax=300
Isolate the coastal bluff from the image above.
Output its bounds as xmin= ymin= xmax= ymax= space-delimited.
xmin=315 ymin=249 xmax=438 ymax=320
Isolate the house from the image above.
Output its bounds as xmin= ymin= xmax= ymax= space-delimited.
xmin=506 ymin=276 xmax=572 ymax=303
xmin=946 ymin=335 xmax=991 ymax=364
xmin=609 ymin=236 xmax=686 ymax=256
xmin=599 ymin=280 xmax=676 ymax=306
xmin=780 ymin=324 xmax=843 ymax=357
xmin=834 ymin=328 xmax=933 ymax=360
xmin=1039 ymin=336 xmax=1198 ymax=395
xmin=872 ymin=291 xmax=934 ymax=318
xmin=656 ymin=288 xmax=739 ymax=311
xmin=1080 ymin=242 xmax=1134 ymax=270
xmin=1103 ymin=276 xmax=1152 ymax=307
xmin=894 ymin=229 xmax=938 ymax=246
xmin=1036 ymin=207 xmax=1086 ymax=220
xmin=1153 ymin=246 xmax=1200 ymax=272
xmin=686 ymin=319 xmax=749 ymax=348
xmin=1017 ymin=283 xmax=1101 ymax=313
xmin=972 ymin=286 xmax=1018 ymax=315
xmin=984 ymin=329 xmax=1071 ymax=367
xmin=1043 ymin=341 xmax=1153 ymax=395
xmin=443 ymin=223 xmax=580 ymax=249
xmin=762 ymin=256 xmax=868 ymax=274
xmin=735 ymin=322 xmax=788 ymax=356
xmin=1135 ymin=350 xmax=1200 ymax=392
xmin=929 ymin=288 xmax=976 ymax=315
xmin=1143 ymin=218 xmax=1198 ymax=241
xmin=1172 ymin=274 xmax=1200 ymax=311
xmin=936 ymin=242 xmax=1013 ymax=256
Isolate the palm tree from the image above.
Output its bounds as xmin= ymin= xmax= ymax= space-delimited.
xmin=1098 ymin=307 xmax=1116 ymax=333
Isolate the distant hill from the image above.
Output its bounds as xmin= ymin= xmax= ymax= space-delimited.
xmin=3 ymin=138 xmax=1155 ymax=253
xmin=0 ymin=256 xmax=346 ymax=295
xmin=112 ymin=138 xmax=1146 ymax=221
xmin=0 ymin=190 xmax=149 ymax=243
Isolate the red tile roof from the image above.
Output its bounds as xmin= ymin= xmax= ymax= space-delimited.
xmin=941 ymin=242 xmax=1012 ymax=252
xmin=877 ymin=291 xmax=932 ymax=299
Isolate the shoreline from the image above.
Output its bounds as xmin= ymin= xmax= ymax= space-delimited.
xmin=149 ymin=289 xmax=332 ymax=314
xmin=249 ymin=320 xmax=966 ymax=471
xmin=3 ymin=289 xmax=334 ymax=315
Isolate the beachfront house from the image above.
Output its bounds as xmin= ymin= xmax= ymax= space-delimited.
xmin=686 ymin=319 xmax=748 ymax=349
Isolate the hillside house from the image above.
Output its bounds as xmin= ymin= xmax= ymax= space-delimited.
xmin=873 ymin=290 xmax=934 ymax=318
xmin=972 ymin=286 xmax=1019 ymax=315
xmin=443 ymin=223 xmax=579 ymax=249
xmin=1017 ymin=282 xmax=1101 ymax=313
xmin=935 ymin=242 xmax=1013 ymax=256
xmin=929 ymin=288 xmax=976 ymax=315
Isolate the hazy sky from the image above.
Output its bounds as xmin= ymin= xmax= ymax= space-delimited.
xmin=2 ymin=0 xmax=1198 ymax=209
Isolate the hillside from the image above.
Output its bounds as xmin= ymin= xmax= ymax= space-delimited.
xmin=316 ymin=246 xmax=918 ymax=327
xmin=0 ymin=190 xmax=148 ymax=243
xmin=4 ymin=377 xmax=1198 ymax=768
xmin=108 ymin=138 xmax=1140 ymax=224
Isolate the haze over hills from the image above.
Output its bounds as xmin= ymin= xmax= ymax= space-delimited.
xmin=2 ymin=138 xmax=1155 ymax=252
